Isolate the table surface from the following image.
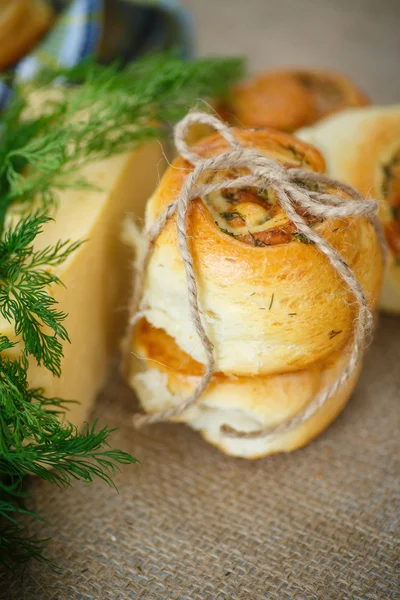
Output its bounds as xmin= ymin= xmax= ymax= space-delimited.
xmin=184 ymin=0 xmax=400 ymax=103
xmin=3 ymin=1 xmax=400 ymax=599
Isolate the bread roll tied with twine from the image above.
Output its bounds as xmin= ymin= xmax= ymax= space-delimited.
xmin=124 ymin=111 xmax=385 ymax=458
xmin=297 ymin=105 xmax=400 ymax=315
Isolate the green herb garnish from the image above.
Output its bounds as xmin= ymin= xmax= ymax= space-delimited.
xmin=286 ymin=144 xmax=306 ymax=166
xmin=381 ymin=150 xmax=400 ymax=198
xmin=0 ymin=51 xmax=244 ymax=569
xmin=221 ymin=211 xmax=243 ymax=221
xmin=294 ymin=233 xmax=314 ymax=244
xmin=329 ymin=329 xmax=342 ymax=339
xmin=220 ymin=227 xmax=238 ymax=238
xmin=269 ymin=293 xmax=275 ymax=310
xmin=246 ymin=230 xmax=269 ymax=247
xmin=258 ymin=189 xmax=271 ymax=203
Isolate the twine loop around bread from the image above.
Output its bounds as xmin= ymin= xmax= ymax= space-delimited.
xmin=131 ymin=111 xmax=386 ymax=439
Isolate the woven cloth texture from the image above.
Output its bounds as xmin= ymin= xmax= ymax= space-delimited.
xmin=2 ymin=0 xmax=400 ymax=597
xmin=2 ymin=315 xmax=400 ymax=599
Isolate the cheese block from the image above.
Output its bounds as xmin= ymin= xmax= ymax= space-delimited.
xmin=1 ymin=100 xmax=164 ymax=427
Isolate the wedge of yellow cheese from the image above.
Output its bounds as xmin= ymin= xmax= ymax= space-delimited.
xmin=1 ymin=114 xmax=164 ymax=427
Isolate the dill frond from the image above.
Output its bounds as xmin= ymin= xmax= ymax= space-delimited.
xmin=0 ymin=51 xmax=244 ymax=569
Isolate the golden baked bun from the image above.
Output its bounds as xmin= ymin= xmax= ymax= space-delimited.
xmin=140 ymin=128 xmax=383 ymax=376
xmin=219 ymin=69 xmax=369 ymax=132
xmin=0 ymin=0 xmax=54 ymax=71
xmin=130 ymin=319 xmax=361 ymax=459
xmin=297 ymin=106 xmax=400 ymax=314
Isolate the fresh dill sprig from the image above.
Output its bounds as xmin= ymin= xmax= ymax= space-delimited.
xmin=0 ymin=51 xmax=244 ymax=569
xmin=0 ymin=51 xmax=244 ymax=234
xmin=0 ymin=511 xmax=52 ymax=572
xmin=0 ymin=213 xmax=82 ymax=375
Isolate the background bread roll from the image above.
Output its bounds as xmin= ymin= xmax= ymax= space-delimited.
xmin=130 ymin=319 xmax=361 ymax=459
xmin=218 ymin=69 xmax=369 ymax=132
xmin=140 ymin=128 xmax=383 ymax=375
xmin=297 ymin=105 xmax=400 ymax=314
xmin=0 ymin=0 xmax=54 ymax=70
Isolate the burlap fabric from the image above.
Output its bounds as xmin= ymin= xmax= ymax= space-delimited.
xmin=1 ymin=315 xmax=399 ymax=599
xmin=2 ymin=1 xmax=400 ymax=597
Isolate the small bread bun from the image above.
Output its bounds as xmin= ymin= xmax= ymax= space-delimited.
xmin=129 ymin=319 xmax=360 ymax=459
xmin=219 ymin=69 xmax=369 ymax=132
xmin=297 ymin=105 xmax=400 ymax=314
xmin=0 ymin=0 xmax=54 ymax=71
xmin=139 ymin=128 xmax=383 ymax=375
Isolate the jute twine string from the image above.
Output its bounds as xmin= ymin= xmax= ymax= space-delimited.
xmin=131 ymin=112 xmax=386 ymax=439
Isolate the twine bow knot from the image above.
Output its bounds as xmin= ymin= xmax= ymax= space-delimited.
xmin=131 ymin=111 xmax=386 ymax=439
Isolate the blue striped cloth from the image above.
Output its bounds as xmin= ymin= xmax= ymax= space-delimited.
xmin=0 ymin=0 xmax=193 ymax=105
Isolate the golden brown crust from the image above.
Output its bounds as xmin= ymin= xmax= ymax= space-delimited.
xmin=0 ymin=0 xmax=54 ymax=71
xmin=131 ymin=319 xmax=360 ymax=459
xmin=142 ymin=127 xmax=383 ymax=375
xmin=220 ymin=72 xmax=316 ymax=132
xmin=151 ymin=127 xmax=325 ymax=218
xmin=152 ymin=128 xmax=326 ymax=247
xmin=219 ymin=69 xmax=369 ymax=132
xmin=199 ymin=381 xmax=355 ymax=459
xmin=174 ymin=129 xmax=326 ymax=247
xmin=195 ymin=127 xmax=326 ymax=170
xmin=135 ymin=318 xmax=205 ymax=377
xmin=294 ymin=69 xmax=369 ymax=120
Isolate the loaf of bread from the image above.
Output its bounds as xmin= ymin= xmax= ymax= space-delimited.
xmin=125 ymin=117 xmax=383 ymax=458
xmin=297 ymin=105 xmax=400 ymax=313
xmin=137 ymin=128 xmax=382 ymax=376
xmin=129 ymin=319 xmax=360 ymax=459
xmin=218 ymin=69 xmax=369 ymax=132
